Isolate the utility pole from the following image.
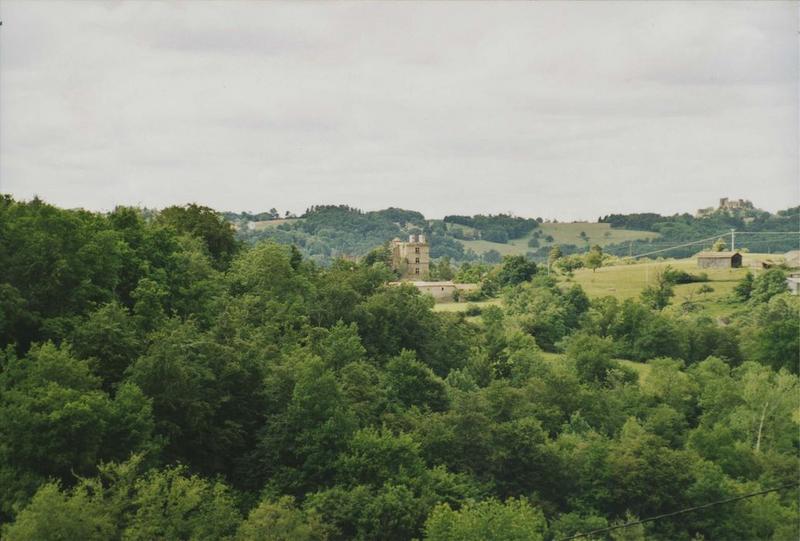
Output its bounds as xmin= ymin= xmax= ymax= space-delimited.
xmin=730 ymin=229 xmax=735 ymax=251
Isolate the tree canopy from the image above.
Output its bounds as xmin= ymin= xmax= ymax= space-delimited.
xmin=1 ymin=196 xmax=798 ymax=540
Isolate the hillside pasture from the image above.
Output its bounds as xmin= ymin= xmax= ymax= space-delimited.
xmin=459 ymin=222 xmax=659 ymax=256
xmin=538 ymin=222 xmax=659 ymax=247
xmin=566 ymin=254 xmax=773 ymax=318
xmin=248 ymin=218 xmax=300 ymax=231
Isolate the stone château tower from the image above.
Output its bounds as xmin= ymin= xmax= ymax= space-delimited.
xmin=391 ymin=234 xmax=429 ymax=280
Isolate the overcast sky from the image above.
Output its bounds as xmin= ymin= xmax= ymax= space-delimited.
xmin=1 ymin=1 xmax=797 ymax=220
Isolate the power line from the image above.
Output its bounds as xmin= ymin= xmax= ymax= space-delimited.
xmin=735 ymin=231 xmax=800 ymax=235
xmin=630 ymin=233 xmax=727 ymax=259
xmin=558 ymin=482 xmax=800 ymax=541
xmin=625 ymin=230 xmax=800 ymax=259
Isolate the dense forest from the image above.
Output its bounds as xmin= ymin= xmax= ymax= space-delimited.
xmin=0 ymin=195 xmax=798 ymax=540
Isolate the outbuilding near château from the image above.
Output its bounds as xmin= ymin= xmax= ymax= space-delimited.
xmin=696 ymin=251 xmax=742 ymax=269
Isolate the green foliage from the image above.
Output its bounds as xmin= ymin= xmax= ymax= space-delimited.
xmin=237 ymin=496 xmax=330 ymax=541
xmin=0 ymin=343 xmax=155 ymax=516
xmin=503 ymin=279 xmax=588 ymax=351
xmin=429 ymin=257 xmax=455 ymax=281
xmin=252 ymin=357 xmax=356 ymax=495
xmin=310 ymin=258 xmax=393 ymax=327
xmin=483 ymin=249 xmax=502 ymax=263
xmin=711 ymin=237 xmax=727 ymax=252
xmin=497 ymin=255 xmax=537 ymax=287
xmin=733 ymin=270 xmax=755 ymax=301
xmin=661 ymin=266 xmax=708 ymax=284
xmin=749 ymin=269 xmax=788 ymax=304
xmin=3 ymin=456 xmax=244 ymax=541
xmin=312 ymin=321 xmax=367 ymax=371
xmin=2 ymin=481 xmax=117 ymax=541
xmin=128 ymin=320 xmax=264 ymax=477
xmin=556 ymin=254 xmax=584 ymax=274
xmin=585 ymin=245 xmax=604 ymax=272
xmin=697 ymin=283 xmax=714 ymax=294
xmin=306 ymin=483 xmax=424 ymax=541
xmin=353 ymin=285 xmax=474 ymax=377
xmin=125 ymin=466 xmax=242 ymax=540
xmin=1 ymin=196 xmax=798 ymax=539
xmin=455 ymin=261 xmax=491 ymax=284
xmin=548 ymin=244 xmax=563 ymax=268
xmin=70 ymin=302 xmax=140 ymax=389
xmin=740 ymin=294 xmax=799 ymax=372
xmin=339 ymin=361 xmax=388 ymax=426
xmin=361 ymin=244 xmax=392 ymax=268
xmin=639 ymin=267 xmax=676 ymax=310
xmin=335 ymin=428 xmax=425 ymax=487
xmin=443 ymin=214 xmax=539 ymax=242
xmin=0 ymin=197 xmax=124 ymax=349
xmin=157 ymin=203 xmax=239 ymax=269
xmin=424 ymin=498 xmax=547 ymax=541
xmin=386 ymin=350 xmax=449 ymax=412
xmin=564 ymin=333 xmax=619 ymax=384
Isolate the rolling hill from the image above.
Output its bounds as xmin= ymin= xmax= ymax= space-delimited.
xmin=458 ymin=222 xmax=660 ymax=257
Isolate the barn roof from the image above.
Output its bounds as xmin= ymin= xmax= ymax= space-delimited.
xmin=696 ymin=251 xmax=741 ymax=258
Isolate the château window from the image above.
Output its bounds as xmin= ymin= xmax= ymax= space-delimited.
xmin=415 ymin=268 xmax=420 ymax=274
xmin=415 ymin=247 xmax=420 ymax=253
xmin=415 ymin=257 xmax=420 ymax=263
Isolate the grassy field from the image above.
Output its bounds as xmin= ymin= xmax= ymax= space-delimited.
xmin=537 ymin=222 xmax=659 ymax=247
xmin=567 ymin=254 xmax=772 ymax=318
xmin=459 ymin=222 xmax=659 ymax=257
xmin=249 ymin=218 xmax=300 ymax=231
xmin=434 ymin=254 xmax=764 ymax=318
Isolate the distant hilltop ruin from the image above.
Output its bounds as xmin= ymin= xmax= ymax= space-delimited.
xmin=696 ymin=197 xmax=755 ymax=218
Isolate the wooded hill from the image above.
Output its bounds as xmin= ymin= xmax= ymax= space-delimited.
xmin=236 ymin=204 xmax=799 ymax=264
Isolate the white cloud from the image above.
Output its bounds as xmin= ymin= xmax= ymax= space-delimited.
xmin=1 ymin=1 xmax=797 ymax=220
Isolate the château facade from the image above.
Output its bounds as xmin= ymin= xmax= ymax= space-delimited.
xmin=391 ymin=234 xmax=429 ymax=279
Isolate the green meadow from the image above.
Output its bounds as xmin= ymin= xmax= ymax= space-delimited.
xmin=459 ymin=222 xmax=659 ymax=256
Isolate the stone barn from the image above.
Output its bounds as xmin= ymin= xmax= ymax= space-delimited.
xmin=696 ymin=251 xmax=742 ymax=269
